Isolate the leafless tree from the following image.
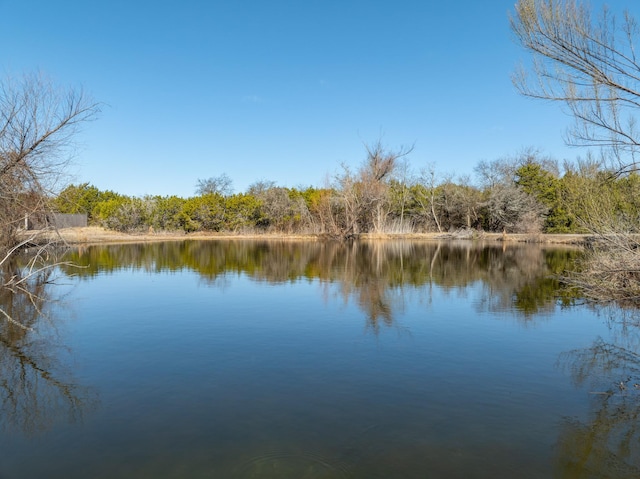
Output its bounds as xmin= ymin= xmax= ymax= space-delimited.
xmin=435 ymin=176 xmax=483 ymax=232
xmin=246 ymin=179 xmax=277 ymax=196
xmin=416 ymin=163 xmax=443 ymax=232
xmin=195 ymin=173 xmax=234 ymax=196
xmin=333 ymin=141 xmax=413 ymax=237
xmin=390 ymin=157 xmax=414 ymax=233
xmin=474 ymin=158 xmax=514 ymax=191
xmin=486 ymin=182 xmax=547 ymax=233
xmin=511 ymin=0 xmax=640 ymax=174
xmin=0 ymin=72 xmax=100 ymax=326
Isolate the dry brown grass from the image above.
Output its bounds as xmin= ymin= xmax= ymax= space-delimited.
xmin=24 ymin=226 xmax=592 ymax=247
xmin=26 ymin=227 xmax=325 ymax=245
xmin=568 ymin=237 xmax=640 ymax=304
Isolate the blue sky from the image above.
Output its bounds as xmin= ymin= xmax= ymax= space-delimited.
xmin=0 ymin=0 xmax=592 ymax=197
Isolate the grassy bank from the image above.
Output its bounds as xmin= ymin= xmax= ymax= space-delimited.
xmin=26 ymin=227 xmax=591 ymax=246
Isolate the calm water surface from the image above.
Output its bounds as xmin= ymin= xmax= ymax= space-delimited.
xmin=1 ymin=240 xmax=639 ymax=478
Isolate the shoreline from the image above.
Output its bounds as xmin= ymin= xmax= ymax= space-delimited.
xmin=28 ymin=227 xmax=590 ymax=247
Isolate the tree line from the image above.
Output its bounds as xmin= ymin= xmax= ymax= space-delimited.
xmin=53 ymin=146 xmax=640 ymax=237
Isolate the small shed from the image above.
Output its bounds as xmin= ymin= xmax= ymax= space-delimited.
xmin=24 ymin=213 xmax=88 ymax=230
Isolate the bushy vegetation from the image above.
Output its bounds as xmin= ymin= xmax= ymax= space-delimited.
xmin=52 ymin=148 xmax=640 ymax=238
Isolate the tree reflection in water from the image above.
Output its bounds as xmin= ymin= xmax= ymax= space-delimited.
xmin=555 ymin=310 xmax=640 ymax=478
xmin=0 ymin=262 xmax=96 ymax=436
xmin=61 ymin=239 xmax=581 ymax=331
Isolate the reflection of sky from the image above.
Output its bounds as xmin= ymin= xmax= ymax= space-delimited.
xmin=67 ymin=267 xmax=612 ymax=410
xmin=65 ymin=268 xmax=613 ymax=388
xmin=2 ymin=266 xmax=624 ymax=478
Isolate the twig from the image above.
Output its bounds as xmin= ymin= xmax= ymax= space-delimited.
xmin=0 ymin=307 xmax=32 ymax=331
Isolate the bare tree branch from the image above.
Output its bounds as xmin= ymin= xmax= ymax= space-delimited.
xmin=0 ymin=72 xmax=100 ymax=328
xmin=511 ymin=0 xmax=640 ymax=173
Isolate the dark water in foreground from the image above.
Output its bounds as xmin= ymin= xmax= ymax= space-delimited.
xmin=1 ymin=240 xmax=639 ymax=478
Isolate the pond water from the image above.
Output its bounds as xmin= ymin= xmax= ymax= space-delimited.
xmin=1 ymin=240 xmax=639 ymax=478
